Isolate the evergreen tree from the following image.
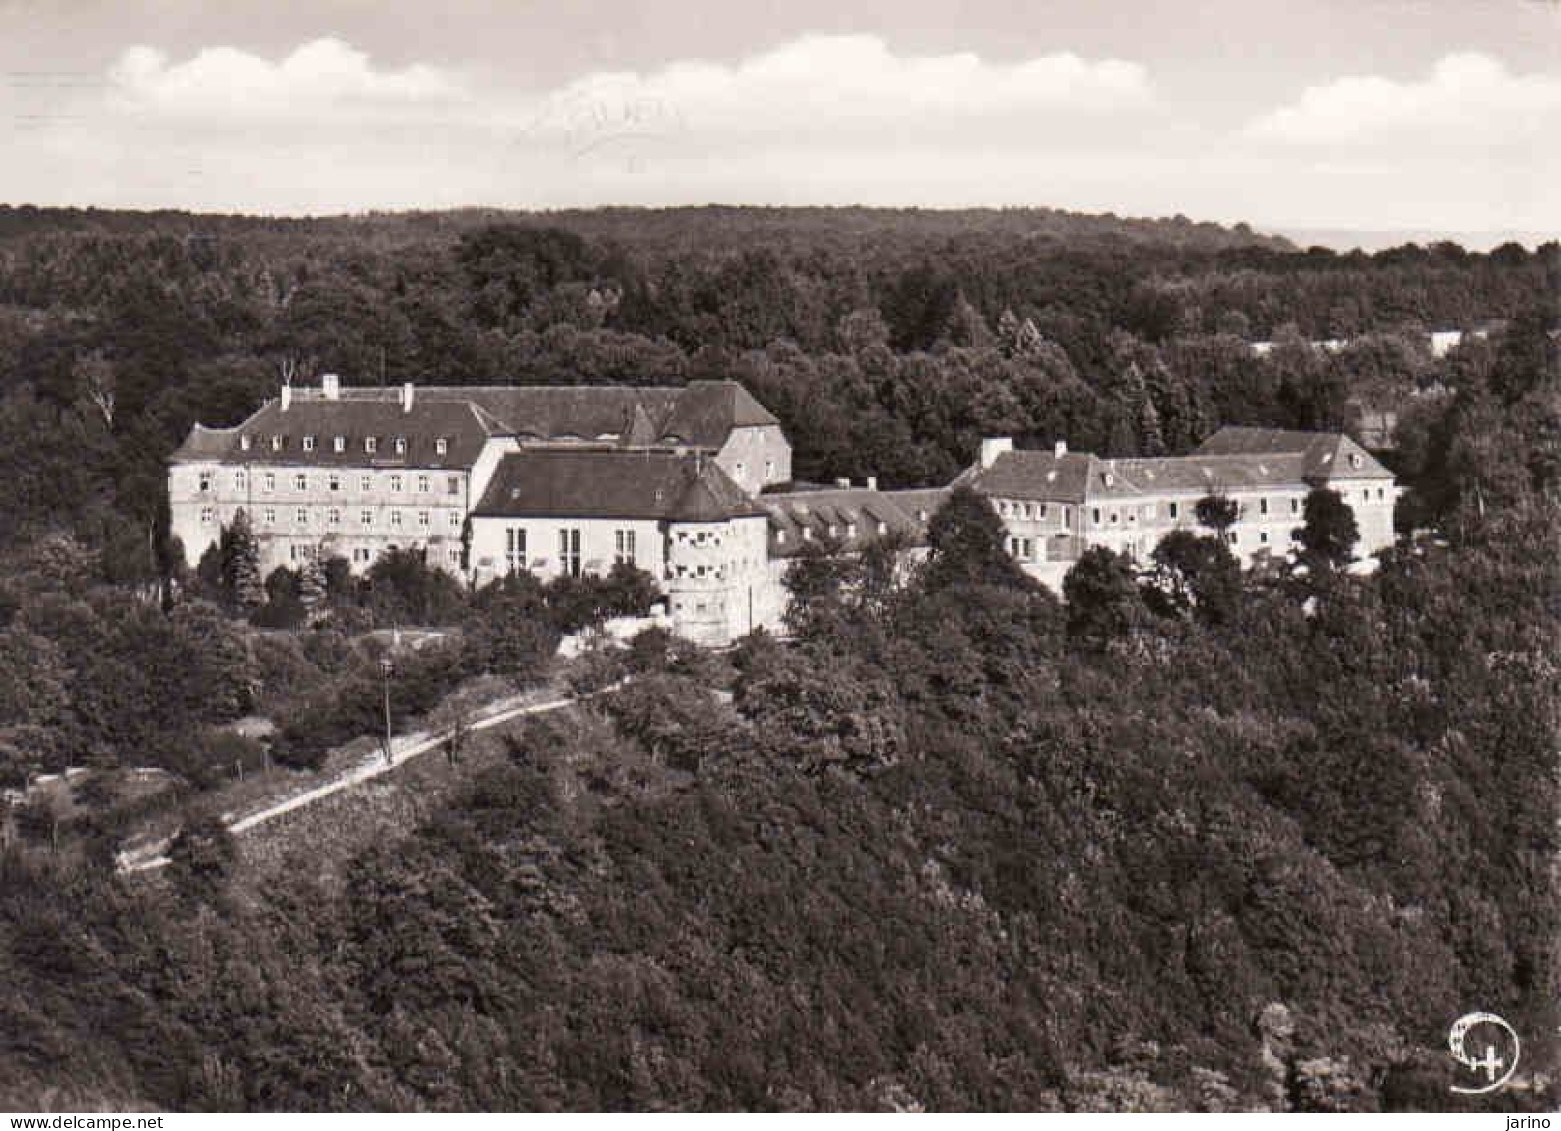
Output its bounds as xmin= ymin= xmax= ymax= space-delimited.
xmin=946 ymin=293 xmax=994 ymax=347
xmin=297 ymin=552 xmax=328 ymax=617
xmin=996 ymin=308 xmax=1022 ymax=356
xmin=224 ymin=509 xmax=265 ymax=611
xmin=1115 ymin=362 xmax=1166 ymax=456
xmin=996 ymin=308 xmax=1048 ymax=359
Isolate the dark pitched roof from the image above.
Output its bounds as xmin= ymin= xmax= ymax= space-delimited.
xmin=759 ymin=485 xmax=946 ymax=557
xmin=661 ymin=380 xmax=778 ymax=442
xmin=429 ymin=386 xmax=683 ymax=442
xmin=472 ymin=449 xmax=765 ymax=522
xmin=958 ymin=428 xmax=1396 ymax=503
xmin=174 ymin=380 xmax=779 ymax=464
xmin=170 ymin=397 xmax=499 ymax=469
xmin=955 ymin=450 xmax=1097 ymax=502
xmin=425 ymin=380 xmax=776 ymax=446
xmin=1078 ymin=453 xmax=1312 ymax=498
xmin=1194 ymin=426 xmax=1395 ymax=480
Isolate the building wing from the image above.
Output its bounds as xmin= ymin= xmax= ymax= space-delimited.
xmin=1195 ymin=426 xmax=1395 ymax=481
xmin=169 ymin=397 xmax=500 ymax=469
xmin=472 ymin=449 xmax=765 ymax=521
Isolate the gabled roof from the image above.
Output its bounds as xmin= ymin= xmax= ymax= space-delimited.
xmin=1194 ymin=426 xmax=1395 ymax=481
xmin=414 ymin=379 xmax=775 ymax=448
xmin=1079 ymin=453 xmax=1311 ymax=498
xmin=170 ymin=398 xmax=500 ymax=469
xmin=472 ymin=449 xmax=766 ymax=522
xmin=955 ymin=449 xmax=1097 ymax=502
xmin=760 ymin=485 xmax=947 ymax=557
xmin=958 ymin=427 xmax=1396 ymax=504
xmin=172 ymin=380 xmax=779 ymax=465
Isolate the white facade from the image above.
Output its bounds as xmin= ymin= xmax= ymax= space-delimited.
xmin=168 ymin=436 xmax=517 ymax=577
xmin=714 ymin=424 xmax=792 ymax=494
xmin=467 ymin=512 xmax=779 ymax=643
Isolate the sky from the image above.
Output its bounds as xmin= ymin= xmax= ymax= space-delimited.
xmin=1 ymin=0 xmax=1556 ymax=241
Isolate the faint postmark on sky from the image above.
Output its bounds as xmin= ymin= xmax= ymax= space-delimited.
xmin=515 ymin=83 xmax=687 ymax=173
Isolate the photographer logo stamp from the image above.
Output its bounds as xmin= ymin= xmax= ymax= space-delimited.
xmin=1447 ymin=1011 xmax=1520 ymax=1095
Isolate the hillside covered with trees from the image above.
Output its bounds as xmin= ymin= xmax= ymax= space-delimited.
xmin=0 ymin=205 xmax=1555 ymax=1111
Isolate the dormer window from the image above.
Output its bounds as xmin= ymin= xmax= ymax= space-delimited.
xmin=1349 ymin=452 xmax=1363 ymax=469
xmin=846 ymin=523 xmax=857 ymax=538
xmin=876 ymin=521 xmax=888 ymax=536
xmin=394 ymin=437 xmax=407 ymax=455
xmin=239 ymin=435 xmax=252 ymax=451
xmin=271 ymin=436 xmax=283 ymax=452
xmin=303 ymin=435 xmax=316 ymax=452
xmin=435 ymin=437 xmax=448 ymax=456
xmin=1103 ymin=472 xmax=1115 ymax=488
xmin=803 ymin=527 xmax=813 ymax=541
xmin=776 ymin=530 xmax=787 ymax=544
xmin=333 ymin=436 xmax=345 ymax=453
xmin=365 ymin=437 xmax=378 ymax=454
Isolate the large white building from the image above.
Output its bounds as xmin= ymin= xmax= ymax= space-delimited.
xmin=959 ymin=427 xmax=1400 ymax=592
xmin=171 ymin=374 xmax=1399 ymax=642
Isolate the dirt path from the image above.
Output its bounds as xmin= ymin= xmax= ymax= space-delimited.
xmin=117 ymin=683 xmax=615 ymax=874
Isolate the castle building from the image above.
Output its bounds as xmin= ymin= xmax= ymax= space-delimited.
xmin=168 ymin=375 xmax=790 ymax=581
xmin=466 ymin=448 xmax=777 ymax=644
xmin=959 ymin=427 xmax=1399 ymax=591
xmin=171 ymin=374 xmax=1399 ymax=641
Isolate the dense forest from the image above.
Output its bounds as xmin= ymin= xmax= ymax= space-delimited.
xmin=0 ymin=205 xmax=1555 ymax=1111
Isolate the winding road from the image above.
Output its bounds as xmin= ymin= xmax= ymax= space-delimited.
xmin=117 ymin=684 xmax=611 ymax=874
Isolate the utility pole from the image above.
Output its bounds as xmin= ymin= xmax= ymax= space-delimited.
xmin=380 ymin=655 xmax=394 ymax=764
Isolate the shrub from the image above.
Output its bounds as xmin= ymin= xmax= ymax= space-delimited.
xmin=167 ymin=811 xmax=238 ymax=901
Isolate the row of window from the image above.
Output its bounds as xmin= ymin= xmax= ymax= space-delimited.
xmin=240 ymin=434 xmax=450 ymax=457
xmin=994 ymin=499 xmax=1070 ymax=523
xmin=1087 ymin=496 xmax=1302 ymax=528
xmin=731 ymin=458 xmax=777 ymax=482
xmin=200 ymin=469 xmax=462 ymax=496
xmin=773 ymin=518 xmax=890 ymax=545
xmin=289 ymin=543 xmax=463 ymax=566
xmin=1017 ymin=525 xmax=1301 ymax=566
xmin=201 ymin=506 xmax=460 ymax=531
xmin=503 ymin=528 xmax=637 ymax=577
xmin=1000 ymin=489 xmax=1387 ymax=531
xmin=674 ymin=528 xmax=749 ymax=548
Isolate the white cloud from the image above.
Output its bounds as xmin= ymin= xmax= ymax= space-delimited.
xmin=1247 ymin=52 xmax=1561 ymax=147
xmin=106 ymin=37 xmax=467 ymax=123
xmin=4 ymin=35 xmax=1553 ymax=232
xmin=520 ymin=34 xmax=1152 ymax=147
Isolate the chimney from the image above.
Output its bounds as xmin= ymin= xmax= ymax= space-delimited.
xmin=1054 ymin=439 xmax=1068 ymax=459
xmin=401 ymin=382 xmax=414 ymax=414
xmin=321 ymin=373 xmax=340 ymax=400
xmin=866 ymin=475 xmax=878 ymax=491
xmin=280 ymin=383 xmax=292 ymax=412
xmin=979 ymin=437 xmax=1013 ymax=469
